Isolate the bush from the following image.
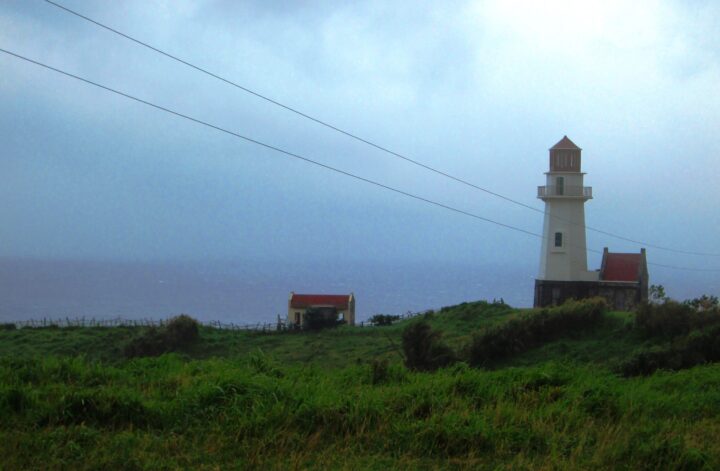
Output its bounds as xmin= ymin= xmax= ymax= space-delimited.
xmin=124 ymin=315 xmax=201 ymax=358
xmin=123 ymin=327 xmax=169 ymax=358
xmin=165 ymin=315 xmax=200 ymax=349
xmin=683 ymin=295 xmax=719 ymax=312
xmin=303 ymin=308 xmax=344 ymax=331
xmin=635 ymin=301 xmax=720 ymax=338
xmin=0 ymin=323 xmax=16 ymax=331
xmin=369 ymin=314 xmax=400 ymax=326
xmin=401 ymin=321 xmax=456 ymax=372
xmin=467 ymin=298 xmax=607 ymax=367
xmin=620 ymin=324 xmax=720 ymax=376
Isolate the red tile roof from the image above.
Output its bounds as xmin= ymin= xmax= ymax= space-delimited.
xmin=550 ymin=135 xmax=581 ymax=150
xmin=290 ymin=294 xmax=351 ymax=309
xmin=602 ymin=253 xmax=642 ymax=282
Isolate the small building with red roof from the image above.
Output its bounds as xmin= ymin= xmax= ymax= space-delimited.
xmin=600 ymin=248 xmax=648 ymax=283
xmin=288 ymin=292 xmax=356 ymax=327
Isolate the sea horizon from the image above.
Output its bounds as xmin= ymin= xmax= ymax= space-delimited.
xmin=2 ymin=256 xmax=715 ymax=325
xmin=0 ymin=256 xmax=537 ymax=325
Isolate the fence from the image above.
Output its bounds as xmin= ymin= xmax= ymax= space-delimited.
xmin=8 ymin=310 xmax=429 ymax=332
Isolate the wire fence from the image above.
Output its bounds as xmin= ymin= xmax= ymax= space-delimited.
xmin=6 ymin=310 xmax=429 ymax=332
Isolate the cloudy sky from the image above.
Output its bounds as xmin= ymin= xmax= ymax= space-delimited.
xmin=1 ymin=0 xmax=719 ymax=287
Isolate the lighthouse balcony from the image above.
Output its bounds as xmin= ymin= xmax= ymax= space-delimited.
xmin=537 ymin=185 xmax=592 ymax=199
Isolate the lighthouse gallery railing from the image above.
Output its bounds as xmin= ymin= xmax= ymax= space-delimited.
xmin=537 ymin=186 xmax=592 ymax=198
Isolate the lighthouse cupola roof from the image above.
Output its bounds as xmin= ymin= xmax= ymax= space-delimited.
xmin=550 ymin=135 xmax=581 ymax=151
xmin=549 ymin=135 xmax=582 ymax=172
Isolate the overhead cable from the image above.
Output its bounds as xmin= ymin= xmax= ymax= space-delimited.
xmin=1 ymin=47 xmax=717 ymax=273
xmin=41 ymin=0 xmax=720 ymax=258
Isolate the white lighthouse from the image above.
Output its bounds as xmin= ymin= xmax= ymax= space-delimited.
xmin=534 ymin=136 xmax=650 ymax=308
xmin=537 ymin=136 xmax=597 ymax=281
xmin=535 ymin=136 xmax=599 ymax=306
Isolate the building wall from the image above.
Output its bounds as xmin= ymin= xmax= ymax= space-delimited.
xmin=538 ymin=192 xmax=597 ymax=282
xmin=346 ymin=295 xmax=356 ymax=326
xmin=286 ymin=297 xmax=356 ymax=327
xmin=287 ymin=307 xmax=307 ymax=327
xmin=534 ymin=280 xmax=643 ymax=311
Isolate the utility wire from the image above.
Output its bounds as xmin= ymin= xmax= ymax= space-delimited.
xmin=42 ymin=0 xmax=720 ymax=258
xmin=1 ymin=47 xmax=717 ymax=273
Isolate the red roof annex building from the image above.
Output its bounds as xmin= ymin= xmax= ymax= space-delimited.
xmin=287 ymin=292 xmax=356 ymax=327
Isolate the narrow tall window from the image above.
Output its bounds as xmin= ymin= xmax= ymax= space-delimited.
xmin=556 ymin=176 xmax=564 ymax=195
xmin=554 ymin=232 xmax=563 ymax=247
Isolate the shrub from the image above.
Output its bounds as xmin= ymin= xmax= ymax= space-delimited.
xmin=401 ymin=321 xmax=456 ymax=371
xmin=369 ymin=314 xmax=400 ymax=326
xmin=165 ymin=314 xmax=200 ymax=349
xmin=124 ymin=315 xmax=201 ymax=358
xmin=467 ymin=297 xmax=607 ymax=367
xmin=683 ymin=295 xmax=719 ymax=312
xmin=649 ymin=284 xmax=668 ymax=304
xmin=0 ymin=323 xmax=16 ymax=331
xmin=303 ymin=308 xmax=344 ymax=331
xmin=620 ymin=324 xmax=720 ymax=376
xmin=635 ymin=301 xmax=720 ymax=338
xmin=123 ymin=327 xmax=168 ymax=358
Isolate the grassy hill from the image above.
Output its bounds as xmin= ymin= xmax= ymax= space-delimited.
xmin=0 ymin=301 xmax=643 ymax=367
xmin=2 ymin=300 xmax=719 ymax=469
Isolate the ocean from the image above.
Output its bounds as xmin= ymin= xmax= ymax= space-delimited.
xmin=0 ymin=257 xmax=536 ymax=324
xmin=2 ymin=257 xmax=714 ymax=325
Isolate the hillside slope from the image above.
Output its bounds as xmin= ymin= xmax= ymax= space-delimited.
xmin=0 ymin=301 xmax=649 ymax=368
xmin=2 ymin=300 xmax=719 ymax=469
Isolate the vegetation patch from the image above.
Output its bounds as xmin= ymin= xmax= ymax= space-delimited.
xmin=401 ymin=321 xmax=456 ymax=371
xmin=303 ymin=308 xmax=345 ymax=331
xmin=124 ymin=315 xmax=200 ymax=358
xmin=620 ymin=324 xmax=720 ymax=376
xmin=634 ymin=299 xmax=720 ymax=338
xmin=467 ymin=297 xmax=607 ymax=367
xmin=2 ymin=356 xmax=720 ymax=469
xmin=369 ymin=314 xmax=400 ymax=326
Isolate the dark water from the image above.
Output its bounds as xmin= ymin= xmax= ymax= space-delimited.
xmin=0 ymin=258 xmax=535 ymax=324
xmin=1 ymin=257 xmax=714 ymax=324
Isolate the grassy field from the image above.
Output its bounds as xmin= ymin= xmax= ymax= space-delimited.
xmin=0 ymin=301 xmax=515 ymax=366
xmin=1 ymin=300 xmax=718 ymax=469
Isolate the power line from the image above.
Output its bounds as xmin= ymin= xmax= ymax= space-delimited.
xmin=42 ymin=0 xmax=720 ymax=258
xmin=1 ymin=47 xmax=718 ymax=273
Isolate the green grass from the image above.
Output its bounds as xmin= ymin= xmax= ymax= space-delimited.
xmin=1 ymin=300 xmax=718 ymax=469
xmin=2 ymin=355 xmax=719 ymax=469
xmin=0 ymin=301 xmax=515 ymax=367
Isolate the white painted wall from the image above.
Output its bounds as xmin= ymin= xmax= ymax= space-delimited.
xmin=538 ymin=171 xmax=599 ymax=282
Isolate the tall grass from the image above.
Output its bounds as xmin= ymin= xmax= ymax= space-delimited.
xmin=635 ymin=300 xmax=720 ymax=338
xmin=1 ymin=355 xmax=719 ymax=469
xmin=4 ymin=298 xmax=720 ymax=468
xmin=467 ymin=298 xmax=607 ymax=367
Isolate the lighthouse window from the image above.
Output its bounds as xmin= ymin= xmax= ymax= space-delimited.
xmin=554 ymin=232 xmax=563 ymax=247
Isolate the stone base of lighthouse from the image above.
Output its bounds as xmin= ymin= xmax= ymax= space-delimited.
xmin=534 ymin=279 xmax=645 ymax=311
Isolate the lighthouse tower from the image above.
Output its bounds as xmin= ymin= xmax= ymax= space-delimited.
xmin=534 ymin=136 xmax=599 ymax=306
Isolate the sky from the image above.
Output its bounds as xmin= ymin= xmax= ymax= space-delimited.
xmin=1 ymin=0 xmax=719 ymax=296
